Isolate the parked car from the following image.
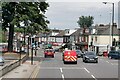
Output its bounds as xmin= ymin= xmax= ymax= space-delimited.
xmin=75 ymin=50 xmax=83 ymax=58
xmin=63 ymin=50 xmax=77 ymax=64
xmin=108 ymin=50 xmax=120 ymax=59
xmin=44 ymin=49 xmax=54 ymax=58
xmin=0 ymin=45 xmax=7 ymax=53
xmin=83 ymin=51 xmax=98 ymax=63
xmin=0 ymin=56 xmax=4 ymax=66
xmin=54 ymin=48 xmax=59 ymax=52
xmin=117 ymin=49 xmax=120 ymax=52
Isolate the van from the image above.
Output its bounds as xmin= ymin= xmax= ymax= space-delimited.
xmin=63 ymin=50 xmax=77 ymax=64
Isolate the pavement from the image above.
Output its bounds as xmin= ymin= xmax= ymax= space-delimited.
xmin=1 ymin=49 xmax=41 ymax=80
xmin=0 ymin=52 xmax=26 ymax=69
xmin=1 ymin=59 xmax=39 ymax=79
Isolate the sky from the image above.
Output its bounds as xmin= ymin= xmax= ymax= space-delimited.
xmin=45 ymin=0 xmax=119 ymax=30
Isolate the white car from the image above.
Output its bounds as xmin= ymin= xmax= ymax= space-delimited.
xmin=0 ymin=56 xmax=4 ymax=66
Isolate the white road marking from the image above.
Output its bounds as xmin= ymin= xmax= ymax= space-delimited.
xmin=84 ymin=68 xmax=90 ymax=73
xmin=60 ymin=68 xmax=63 ymax=73
xmin=61 ymin=74 xmax=65 ymax=80
xmin=106 ymin=61 xmax=109 ymax=63
xmin=39 ymin=67 xmax=84 ymax=69
xmin=91 ymin=75 xmax=97 ymax=80
xmin=111 ymin=63 xmax=118 ymax=65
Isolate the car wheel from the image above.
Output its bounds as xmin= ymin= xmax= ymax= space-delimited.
xmin=74 ymin=61 xmax=77 ymax=64
xmin=96 ymin=60 xmax=98 ymax=63
xmin=52 ymin=55 xmax=54 ymax=58
xmin=64 ymin=61 xmax=66 ymax=64
xmin=84 ymin=60 xmax=87 ymax=63
xmin=45 ymin=55 xmax=47 ymax=58
xmin=83 ymin=59 xmax=84 ymax=62
xmin=62 ymin=55 xmax=64 ymax=61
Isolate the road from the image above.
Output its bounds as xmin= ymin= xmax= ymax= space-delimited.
xmin=35 ymin=48 xmax=119 ymax=80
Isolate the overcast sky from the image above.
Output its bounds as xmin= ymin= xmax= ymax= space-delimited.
xmin=45 ymin=0 xmax=119 ymax=29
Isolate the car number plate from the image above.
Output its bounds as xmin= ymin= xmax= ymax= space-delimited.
xmin=90 ymin=59 xmax=94 ymax=60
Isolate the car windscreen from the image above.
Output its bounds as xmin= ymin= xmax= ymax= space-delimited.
xmin=86 ymin=52 xmax=95 ymax=55
xmin=76 ymin=50 xmax=81 ymax=53
xmin=109 ymin=51 xmax=118 ymax=54
xmin=46 ymin=50 xmax=52 ymax=52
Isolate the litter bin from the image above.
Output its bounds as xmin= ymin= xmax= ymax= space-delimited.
xmin=103 ymin=51 xmax=108 ymax=57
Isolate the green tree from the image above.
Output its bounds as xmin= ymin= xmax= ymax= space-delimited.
xmin=77 ymin=16 xmax=94 ymax=42
xmin=14 ymin=27 xmax=24 ymax=33
xmin=77 ymin=16 xmax=94 ymax=28
xmin=2 ymin=2 xmax=50 ymax=52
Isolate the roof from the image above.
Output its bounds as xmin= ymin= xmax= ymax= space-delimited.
xmin=70 ymin=29 xmax=81 ymax=36
xmin=56 ymin=30 xmax=65 ymax=37
xmin=97 ymin=26 xmax=119 ymax=35
xmin=64 ymin=29 xmax=77 ymax=36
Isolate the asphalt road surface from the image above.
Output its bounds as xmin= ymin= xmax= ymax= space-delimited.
xmin=35 ymin=48 xmax=119 ymax=80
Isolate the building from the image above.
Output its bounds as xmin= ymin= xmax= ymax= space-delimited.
xmin=76 ymin=28 xmax=90 ymax=51
xmin=89 ymin=24 xmax=119 ymax=55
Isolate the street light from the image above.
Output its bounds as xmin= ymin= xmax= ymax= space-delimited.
xmin=103 ymin=2 xmax=115 ymax=47
xmin=109 ymin=12 xmax=112 ymax=47
xmin=20 ymin=21 xmax=26 ymax=53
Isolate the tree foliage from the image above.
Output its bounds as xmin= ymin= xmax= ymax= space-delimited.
xmin=2 ymin=2 xmax=50 ymax=52
xmin=2 ymin=2 xmax=50 ymax=33
xmin=77 ymin=16 xmax=94 ymax=28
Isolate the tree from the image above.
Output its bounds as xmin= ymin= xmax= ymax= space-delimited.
xmin=2 ymin=2 xmax=50 ymax=52
xmin=77 ymin=16 xmax=94 ymax=28
xmin=77 ymin=16 xmax=94 ymax=42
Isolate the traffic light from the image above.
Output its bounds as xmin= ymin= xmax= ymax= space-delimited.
xmin=112 ymin=38 xmax=116 ymax=46
xmin=112 ymin=41 xmax=115 ymax=46
xmin=90 ymin=42 xmax=93 ymax=46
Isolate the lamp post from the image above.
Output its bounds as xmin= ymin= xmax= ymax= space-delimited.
xmin=20 ymin=21 xmax=26 ymax=53
xmin=103 ymin=2 xmax=115 ymax=47
xmin=109 ymin=12 xmax=112 ymax=47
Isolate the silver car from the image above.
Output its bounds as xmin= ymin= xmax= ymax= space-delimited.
xmin=0 ymin=56 xmax=4 ymax=66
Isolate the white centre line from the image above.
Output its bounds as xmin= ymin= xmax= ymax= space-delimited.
xmin=60 ymin=67 xmax=63 ymax=73
xmin=84 ymin=68 xmax=90 ymax=73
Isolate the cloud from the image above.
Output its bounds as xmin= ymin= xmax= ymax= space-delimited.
xmin=45 ymin=2 xmax=118 ymax=29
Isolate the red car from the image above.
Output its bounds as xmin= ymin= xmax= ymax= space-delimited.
xmin=44 ymin=49 xmax=54 ymax=58
xmin=63 ymin=50 xmax=77 ymax=64
xmin=0 ymin=45 xmax=7 ymax=53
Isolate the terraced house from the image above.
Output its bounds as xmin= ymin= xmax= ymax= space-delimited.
xmin=89 ymin=24 xmax=120 ymax=55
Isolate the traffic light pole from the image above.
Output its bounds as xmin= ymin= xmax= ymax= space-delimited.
xmin=31 ymin=47 xmax=33 ymax=65
xmin=35 ymin=41 xmax=37 ymax=56
xmin=112 ymin=3 xmax=114 ymax=47
xmin=27 ymin=37 xmax=29 ymax=56
xmin=119 ymin=29 xmax=120 ymax=49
